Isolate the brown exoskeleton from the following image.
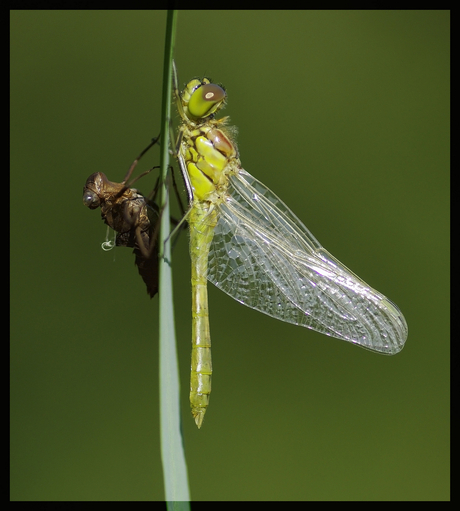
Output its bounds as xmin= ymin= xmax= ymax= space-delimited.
xmin=83 ymin=137 xmax=172 ymax=297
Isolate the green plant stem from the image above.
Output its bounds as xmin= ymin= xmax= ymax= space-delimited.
xmin=158 ymin=10 xmax=191 ymax=508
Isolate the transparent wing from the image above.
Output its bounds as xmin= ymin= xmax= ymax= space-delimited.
xmin=207 ymin=169 xmax=407 ymax=354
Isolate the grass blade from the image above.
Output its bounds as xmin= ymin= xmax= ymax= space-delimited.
xmin=158 ymin=10 xmax=190 ymax=507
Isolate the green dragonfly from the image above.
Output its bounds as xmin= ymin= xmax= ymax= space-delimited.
xmin=173 ymin=65 xmax=408 ymax=428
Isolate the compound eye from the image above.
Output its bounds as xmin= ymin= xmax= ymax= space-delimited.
xmin=83 ymin=189 xmax=100 ymax=209
xmin=188 ymin=83 xmax=226 ymax=119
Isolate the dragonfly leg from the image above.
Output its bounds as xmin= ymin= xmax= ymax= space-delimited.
xmin=155 ymin=173 xmax=189 ymax=258
xmin=121 ymin=135 xmax=160 ymax=184
xmin=134 ymin=224 xmax=155 ymax=259
xmin=125 ymin=165 xmax=159 ymax=189
xmin=172 ymin=60 xmax=186 ymax=121
xmin=146 ymin=167 xmax=189 ymax=253
xmin=147 ymin=163 xmax=187 ymax=219
xmin=113 ymin=163 xmax=161 ymax=208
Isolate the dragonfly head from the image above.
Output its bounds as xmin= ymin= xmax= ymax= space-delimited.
xmin=83 ymin=172 xmax=133 ymax=211
xmin=182 ymin=77 xmax=226 ymax=122
xmin=83 ymin=172 xmax=120 ymax=209
xmin=83 ymin=173 xmax=105 ymax=209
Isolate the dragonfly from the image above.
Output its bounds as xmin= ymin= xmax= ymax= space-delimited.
xmin=82 ymin=138 xmax=163 ymax=297
xmin=173 ymin=64 xmax=408 ymax=428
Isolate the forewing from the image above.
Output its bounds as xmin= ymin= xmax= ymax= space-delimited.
xmin=207 ymin=169 xmax=407 ymax=354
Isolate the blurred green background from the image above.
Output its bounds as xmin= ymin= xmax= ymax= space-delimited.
xmin=11 ymin=10 xmax=449 ymax=501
